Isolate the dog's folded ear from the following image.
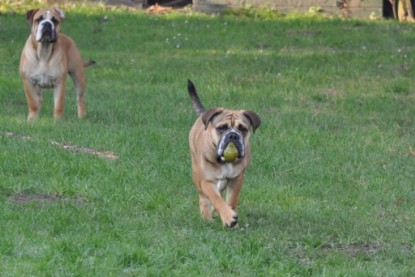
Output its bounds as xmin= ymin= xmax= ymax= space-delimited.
xmin=243 ymin=111 xmax=261 ymax=133
xmin=25 ymin=9 xmax=39 ymax=25
xmin=202 ymin=108 xmax=223 ymax=130
xmin=54 ymin=8 xmax=65 ymax=20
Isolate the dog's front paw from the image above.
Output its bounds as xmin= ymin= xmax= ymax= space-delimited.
xmin=222 ymin=210 xmax=238 ymax=228
xmin=227 ymin=214 xmax=238 ymax=228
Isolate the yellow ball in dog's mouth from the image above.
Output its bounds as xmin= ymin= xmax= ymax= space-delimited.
xmin=223 ymin=142 xmax=238 ymax=162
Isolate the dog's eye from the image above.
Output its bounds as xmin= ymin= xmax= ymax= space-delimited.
xmin=238 ymin=125 xmax=248 ymax=133
xmin=36 ymin=16 xmax=44 ymax=22
xmin=51 ymin=18 xmax=59 ymax=24
xmin=216 ymin=125 xmax=229 ymax=134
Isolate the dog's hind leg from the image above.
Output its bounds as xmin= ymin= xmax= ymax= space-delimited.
xmin=199 ymin=194 xmax=213 ymax=221
xmin=226 ymin=174 xmax=244 ymax=212
xmin=69 ymin=68 xmax=86 ymax=119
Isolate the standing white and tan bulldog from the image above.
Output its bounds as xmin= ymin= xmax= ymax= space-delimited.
xmin=19 ymin=8 xmax=94 ymax=120
xmin=187 ymin=80 xmax=261 ymax=227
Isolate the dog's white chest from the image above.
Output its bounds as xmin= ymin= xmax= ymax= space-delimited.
xmin=216 ymin=179 xmax=227 ymax=192
xmin=27 ymin=62 xmax=63 ymax=88
xmin=20 ymin=38 xmax=65 ymax=89
xmin=30 ymin=73 xmax=57 ymax=88
xmin=220 ymin=163 xmax=238 ymax=179
xmin=215 ymin=163 xmax=239 ymax=192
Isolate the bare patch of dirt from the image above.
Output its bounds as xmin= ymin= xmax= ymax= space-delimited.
xmin=319 ymin=243 xmax=380 ymax=257
xmin=45 ymin=0 xmax=142 ymax=7
xmin=1 ymin=131 xmax=119 ymax=160
xmin=49 ymin=140 xmax=119 ymax=160
xmin=8 ymin=193 xmax=86 ymax=205
xmin=105 ymin=0 xmax=141 ymax=7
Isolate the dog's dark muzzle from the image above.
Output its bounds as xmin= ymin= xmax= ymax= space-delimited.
xmin=40 ymin=22 xmax=57 ymax=43
xmin=217 ymin=130 xmax=245 ymax=162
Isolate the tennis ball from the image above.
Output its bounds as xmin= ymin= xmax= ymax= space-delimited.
xmin=223 ymin=142 xmax=238 ymax=162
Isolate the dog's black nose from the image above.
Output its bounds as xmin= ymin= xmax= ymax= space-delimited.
xmin=228 ymin=132 xmax=239 ymax=140
xmin=43 ymin=21 xmax=52 ymax=29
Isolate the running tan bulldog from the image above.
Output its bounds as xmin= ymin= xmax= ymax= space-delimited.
xmin=19 ymin=8 xmax=94 ymax=120
xmin=187 ymin=80 xmax=261 ymax=227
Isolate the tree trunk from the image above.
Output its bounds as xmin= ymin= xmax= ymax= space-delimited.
xmin=405 ymin=0 xmax=415 ymax=21
xmin=398 ymin=0 xmax=406 ymax=21
xmin=389 ymin=0 xmax=398 ymax=19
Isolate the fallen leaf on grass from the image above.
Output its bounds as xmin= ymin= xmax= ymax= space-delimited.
xmin=147 ymin=4 xmax=172 ymax=14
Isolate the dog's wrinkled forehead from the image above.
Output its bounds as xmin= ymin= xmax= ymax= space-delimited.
xmin=202 ymin=108 xmax=260 ymax=132
xmin=33 ymin=8 xmax=64 ymax=23
xmin=212 ymin=111 xmax=249 ymax=127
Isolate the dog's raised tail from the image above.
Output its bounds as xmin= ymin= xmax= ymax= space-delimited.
xmin=188 ymin=79 xmax=205 ymax=116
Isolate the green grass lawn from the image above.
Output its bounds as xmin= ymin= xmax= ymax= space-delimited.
xmin=1 ymin=3 xmax=415 ymax=276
